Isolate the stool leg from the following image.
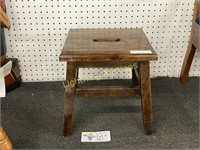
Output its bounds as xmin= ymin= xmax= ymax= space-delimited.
xmin=139 ymin=62 xmax=154 ymax=135
xmin=180 ymin=44 xmax=196 ymax=83
xmin=63 ymin=62 xmax=76 ymax=137
xmin=75 ymin=68 xmax=79 ymax=88
xmin=132 ymin=68 xmax=140 ymax=87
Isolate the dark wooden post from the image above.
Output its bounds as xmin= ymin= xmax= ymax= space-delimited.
xmin=139 ymin=62 xmax=154 ymax=135
xmin=63 ymin=62 xmax=76 ymax=137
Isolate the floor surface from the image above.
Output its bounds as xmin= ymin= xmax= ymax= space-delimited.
xmin=1 ymin=77 xmax=199 ymax=149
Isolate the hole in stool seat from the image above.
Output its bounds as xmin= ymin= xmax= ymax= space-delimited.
xmin=93 ymin=38 xmax=120 ymax=42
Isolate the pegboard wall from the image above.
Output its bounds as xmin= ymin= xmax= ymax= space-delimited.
xmin=4 ymin=0 xmax=200 ymax=81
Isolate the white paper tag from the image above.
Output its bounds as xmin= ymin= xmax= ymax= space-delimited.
xmin=3 ymin=61 xmax=12 ymax=76
xmin=130 ymin=50 xmax=152 ymax=54
xmin=81 ymin=131 xmax=111 ymax=142
xmin=0 ymin=68 xmax=6 ymax=98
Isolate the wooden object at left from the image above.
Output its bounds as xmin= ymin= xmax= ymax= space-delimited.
xmin=0 ymin=127 xmax=12 ymax=150
xmin=60 ymin=28 xmax=158 ymax=137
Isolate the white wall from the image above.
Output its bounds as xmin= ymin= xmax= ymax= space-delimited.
xmin=5 ymin=0 xmax=200 ymax=81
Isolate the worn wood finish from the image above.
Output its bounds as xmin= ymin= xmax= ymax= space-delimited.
xmin=63 ymin=62 xmax=76 ymax=137
xmin=180 ymin=0 xmax=199 ymax=83
xmin=139 ymin=62 xmax=154 ymax=135
xmin=76 ymin=86 xmax=140 ymax=97
xmin=60 ymin=28 xmax=158 ymax=137
xmin=60 ymin=28 xmax=157 ymax=62
xmin=60 ymin=54 xmax=157 ymax=62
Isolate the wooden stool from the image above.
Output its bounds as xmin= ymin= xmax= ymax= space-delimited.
xmin=180 ymin=0 xmax=199 ymax=83
xmin=60 ymin=28 xmax=158 ymax=137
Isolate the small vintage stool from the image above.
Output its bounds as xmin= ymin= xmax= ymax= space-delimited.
xmin=59 ymin=28 xmax=158 ymax=137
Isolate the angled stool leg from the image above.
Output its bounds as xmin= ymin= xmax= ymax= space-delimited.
xmin=63 ymin=62 xmax=76 ymax=137
xmin=139 ymin=62 xmax=154 ymax=135
xmin=180 ymin=44 xmax=196 ymax=83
